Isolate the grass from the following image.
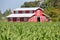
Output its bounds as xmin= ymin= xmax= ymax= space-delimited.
xmin=0 ymin=22 xmax=60 ymax=40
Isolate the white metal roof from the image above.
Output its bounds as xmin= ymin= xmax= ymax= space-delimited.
xmin=13 ymin=7 xmax=40 ymax=11
xmin=7 ymin=13 xmax=34 ymax=17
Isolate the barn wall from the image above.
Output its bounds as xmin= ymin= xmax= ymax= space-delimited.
xmin=40 ymin=16 xmax=45 ymax=22
xmin=28 ymin=9 xmax=43 ymax=22
xmin=8 ymin=17 xmax=13 ymax=22
xmin=17 ymin=17 xmax=20 ymax=22
xmin=28 ymin=16 xmax=37 ymax=22
xmin=20 ymin=17 xmax=24 ymax=22
xmin=13 ymin=17 xmax=17 ymax=22
xmin=34 ymin=10 xmax=43 ymax=16
xmin=24 ymin=17 xmax=28 ymax=22
xmin=7 ymin=16 xmax=49 ymax=22
xmin=8 ymin=17 xmax=29 ymax=22
xmin=28 ymin=15 xmax=49 ymax=22
xmin=13 ymin=10 xmax=35 ymax=14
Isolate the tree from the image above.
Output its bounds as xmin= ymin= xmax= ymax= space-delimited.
xmin=2 ymin=9 xmax=12 ymax=21
xmin=21 ymin=1 xmax=40 ymax=7
xmin=21 ymin=0 xmax=60 ymax=21
xmin=3 ymin=9 xmax=12 ymax=17
xmin=44 ymin=6 xmax=60 ymax=22
xmin=44 ymin=0 xmax=60 ymax=9
xmin=0 ymin=11 xmax=3 ymax=20
xmin=42 ymin=0 xmax=60 ymax=21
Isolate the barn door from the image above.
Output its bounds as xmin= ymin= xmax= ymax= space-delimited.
xmin=13 ymin=17 xmax=17 ymax=22
xmin=37 ymin=17 xmax=40 ymax=22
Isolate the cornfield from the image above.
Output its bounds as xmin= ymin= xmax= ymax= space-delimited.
xmin=0 ymin=22 xmax=60 ymax=40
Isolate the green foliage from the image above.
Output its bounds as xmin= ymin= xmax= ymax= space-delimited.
xmin=3 ymin=9 xmax=12 ymax=17
xmin=0 ymin=22 xmax=60 ymax=40
xmin=44 ymin=6 xmax=60 ymax=22
xmin=43 ymin=0 xmax=59 ymax=7
xmin=43 ymin=0 xmax=60 ymax=22
xmin=0 ymin=11 xmax=3 ymax=20
xmin=21 ymin=1 xmax=39 ymax=7
xmin=1 ymin=9 xmax=12 ymax=21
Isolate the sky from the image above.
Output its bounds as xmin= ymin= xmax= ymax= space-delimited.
xmin=0 ymin=0 xmax=35 ymax=13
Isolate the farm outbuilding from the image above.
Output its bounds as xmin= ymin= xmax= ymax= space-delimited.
xmin=7 ymin=7 xmax=50 ymax=22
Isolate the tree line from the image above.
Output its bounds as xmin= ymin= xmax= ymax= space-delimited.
xmin=43 ymin=0 xmax=60 ymax=21
xmin=0 ymin=0 xmax=60 ymax=21
xmin=0 ymin=9 xmax=12 ymax=21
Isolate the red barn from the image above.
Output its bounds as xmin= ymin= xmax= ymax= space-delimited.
xmin=7 ymin=7 xmax=50 ymax=22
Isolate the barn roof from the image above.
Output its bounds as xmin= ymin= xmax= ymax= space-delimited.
xmin=7 ymin=14 xmax=34 ymax=17
xmin=42 ymin=13 xmax=51 ymax=19
xmin=13 ymin=7 xmax=40 ymax=11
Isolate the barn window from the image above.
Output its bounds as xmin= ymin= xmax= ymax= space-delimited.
xmin=24 ymin=17 xmax=28 ymax=22
xmin=13 ymin=17 xmax=17 ymax=22
xmin=18 ymin=10 xmax=23 ymax=13
xmin=25 ymin=10 xmax=30 ymax=13
xmin=14 ymin=11 xmax=16 ymax=13
xmin=20 ymin=17 xmax=24 ymax=22
xmin=32 ymin=10 xmax=35 ymax=13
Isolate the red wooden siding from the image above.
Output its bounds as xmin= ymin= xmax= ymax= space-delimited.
xmin=18 ymin=10 xmax=23 ymax=13
xmin=28 ymin=16 xmax=37 ymax=22
xmin=25 ymin=10 xmax=30 ymax=13
xmin=34 ymin=10 xmax=43 ymax=16
xmin=40 ymin=16 xmax=44 ymax=22
xmin=13 ymin=17 xmax=17 ymax=22
xmin=40 ymin=10 xmax=43 ymax=16
xmin=20 ymin=17 xmax=24 ymax=22
xmin=28 ymin=9 xmax=47 ymax=22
